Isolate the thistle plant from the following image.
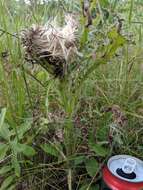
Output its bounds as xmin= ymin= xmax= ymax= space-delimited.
xmin=20 ymin=7 xmax=127 ymax=188
xmin=21 ymin=14 xmax=79 ymax=190
xmin=21 ymin=13 xmax=79 ymax=150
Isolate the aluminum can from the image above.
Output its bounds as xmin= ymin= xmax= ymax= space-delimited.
xmin=102 ymin=155 xmax=143 ymax=190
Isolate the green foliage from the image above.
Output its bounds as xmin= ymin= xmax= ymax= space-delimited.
xmin=89 ymin=143 xmax=109 ymax=157
xmin=104 ymin=27 xmax=126 ymax=59
xmin=0 ymin=0 xmax=142 ymax=189
xmin=85 ymin=158 xmax=99 ymax=177
xmin=0 ymin=108 xmax=6 ymax=128
xmin=0 ymin=108 xmax=35 ymax=184
xmin=0 ymin=165 xmax=12 ymax=175
xmin=0 ymin=143 xmax=9 ymax=160
xmin=12 ymin=143 xmax=36 ymax=157
xmin=0 ymin=176 xmax=15 ymax=190
xmin=41 ymin=143 xmax=59 ymax=157
xmin=11 ymin=153 xmax=21 ymax=177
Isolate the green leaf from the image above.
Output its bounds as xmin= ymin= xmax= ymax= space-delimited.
xmin=0 ymin=143 xmax=9 ymax=160
xmin=11 ymin=155 xmax=21 ymax=177
xmin=0 ymin=165 xmax=12 ymax=175
xmin=21 ymin=144 xmax=36 ymax=157
xmin=11 ymin=141 xmax=36 ymax=157
xmin=80 ymin=27 xmax=89 ymax=48
xmin=89 ymin=143 xmax=109 ymax=157
xmin=0 ymin=108 xmax=6 ymax=129
xmin=79 ymin=184 xmax=89 ymax=190
xmin=0 ymin=108 xmax=11 ymax=141
xmin=105 ymin=27 xmax=126 ymax=59
xmin=15 ymin=143 xmax=36 ymax=157
xmin=7 ymin=184 xmax=16 ymax=190
xmin=108 ymin=27 xmax=119 ymax=39
xmin=17 ymin=121 xmax=31 ymax=139
xmin=41 ymin=144 xmax=59 ymax=157
xmin=0 ymin=176 xmax=14 ymax=190
xmin=100 ymin=0 xmax=109 ymax=7
xmin=36 ymin=71 xmax=47 ymax=81
xmin=85 ymin=158 xmax=99 ymax=177
xmin=0 ymin=123 xmax=11 ymax=141
xmin=96 ymin=126 xmax=109 ymax=141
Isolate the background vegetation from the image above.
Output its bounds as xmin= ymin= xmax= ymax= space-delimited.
xmin=0 ymin=0 xmax=143 ymax=189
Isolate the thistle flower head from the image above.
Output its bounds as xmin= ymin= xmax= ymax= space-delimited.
xmin=21 ymin=14 xmax=78 ymax=77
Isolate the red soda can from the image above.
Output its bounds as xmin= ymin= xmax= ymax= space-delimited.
xmin=102 ymin=155 xmax=143 ymax=190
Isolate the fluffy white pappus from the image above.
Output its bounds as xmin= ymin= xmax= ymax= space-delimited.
xmin=62 ymin=14 xmax=78 ymax=42
xmin=21 ymin=14 xmax=78 ymax=62
xmin=44 ymin=14 xmax=78 ymax=60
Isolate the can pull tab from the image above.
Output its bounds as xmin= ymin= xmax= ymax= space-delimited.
xmin=122 ymin=158 xmax=136 ymax=174
xmin=116 ymin=158 xmax=136 ymax=179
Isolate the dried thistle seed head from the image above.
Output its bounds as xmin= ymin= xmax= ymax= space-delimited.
xmin=21 ymin=14 xmax=78 ymax=78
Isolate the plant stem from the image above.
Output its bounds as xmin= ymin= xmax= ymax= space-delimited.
xmin=59 ymin=79 xmax=75 ymax=190
xmin=68 ymin=168 xmax=72 ymax=190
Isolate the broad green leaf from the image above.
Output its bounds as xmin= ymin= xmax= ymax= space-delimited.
xmin=0 ymin=143 xmax=9 ymax=160
xmin=12 ymin=143 xmax=36 ymax=157
xmin=96 ymin=126 xmax=109 ymax=141
xmin=19 ymin=144 xmax=36 ymax=157
xmin=0 ymin=165 xmax=12 ymax=175
xmin=17 ymin=121 xmax=31 ymax=139
xmin=0 ymin=176 xmax=14 ymax=190
xmin=89 ymin=143 xmax=109 ymax=157
xmin=0 ymin=123 xmax=11 ymax=141
xmin=11 ymin=155 xmax=20 ymax=177
xmin=85 ymin=158 xmax=99 ymax=177
xmin=41 ymin=144 xmax=59 ymax=157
